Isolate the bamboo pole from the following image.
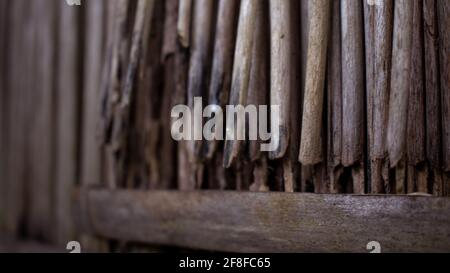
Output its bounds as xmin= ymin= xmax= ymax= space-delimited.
xmin=299 ymin=0 xmax=330 ymax=165
xmin=223 ymin=0 xmax=259 ymax=168
xmin=341 ymin=0 xmax=365 ymax=194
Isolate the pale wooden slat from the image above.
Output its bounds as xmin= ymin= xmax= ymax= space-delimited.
xmin=80 ymin=189 xmax=450 ymax=253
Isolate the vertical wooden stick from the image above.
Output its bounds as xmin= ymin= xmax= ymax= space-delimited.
xmin=282 ymin=0 xmax=301 ymax=193
xmin=269 ymin=0 xmax=301 ymax=160
xmin=423 ymin=0 xmax=442 ymax=166
xmin=424 ymin=0 xmax=444 ymax=195
xmin=177 ymin=0 xmax=193 ymax=48
xmin=407 ymin=0 xmax=427 ymax=193
xmin=437 ymin=0 xmax=450 ymax=174
xmin=327 ymin=0 xmax=343 ymax=193
xmin=206 ymin=0 xmax=239 ymax=159
xmin=248 ymin=0 xmax=269 ymax=162
xmin=366 ymin=0 xmax=393 ymax=193
xmin=299 ymin=0 xmax=330 ymax=165
xmin=341 ymin=0 xmax=365 ymax=194
xmin=388 ymin=0 xmax=414 ymax=167
xmin=223 ymin=0 xmax=259 ymax=168
xmin=388 ymin=0 xmax=414 ymax=193
xmin=187 ymin=0 xmax=215 ymax=187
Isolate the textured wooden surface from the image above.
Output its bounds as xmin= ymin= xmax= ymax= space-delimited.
xmin=80 ymin=189 xmax=450 ymax=253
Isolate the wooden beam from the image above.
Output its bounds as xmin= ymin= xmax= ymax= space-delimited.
xmin=79 ymin=189 xmax=450 ymax=253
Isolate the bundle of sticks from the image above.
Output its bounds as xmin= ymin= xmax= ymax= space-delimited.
xmin=98 ymin=0 xmax=449 ymax=195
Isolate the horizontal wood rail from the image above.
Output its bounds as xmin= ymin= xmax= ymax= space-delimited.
xmin=76 ymin=189 xmax=450 ymax=253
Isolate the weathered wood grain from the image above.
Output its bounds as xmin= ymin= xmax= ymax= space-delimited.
xmin=282 ymin=0 xmax=301 ymax=193
xmin=206 ymin=0 xmax=239 ymax=160
xmin=299 ymin=0 xmax=330 ymax=165
xmin=177 ymin=0 xmax=193 ymax=48
xmin=388 ymin=0 xmax=414 ymax=168
xmin=223 ymin=0 xmax=259 ymax=168
xmin=364 ymin=0 xmax=393 ymax=193
xmin=158 ymin=0 xmax=179 ymax=189
xmin=187 ymin=0 xmax=215 ymax=181
xmin=247 ymin=0 xmax=269 ymax=162
xmin=407 ymin=0 xmax=427 ymax=193
xmin=437 ymin=0 xmax=450 ymax=172
xmin=341 ymin=0 xmax=365 ymax=194
xmin=269 ymin=0 xmax=300 ymax=161
xmin=341 ymin=0 xmax=365 ymax=168
xmin=327 ymin=0 xmax=343 ymax=193
xmin=81 ymin=189 xmax=450 ymax=253
xmin=424 ymin=0 xmax=442 ymax=170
